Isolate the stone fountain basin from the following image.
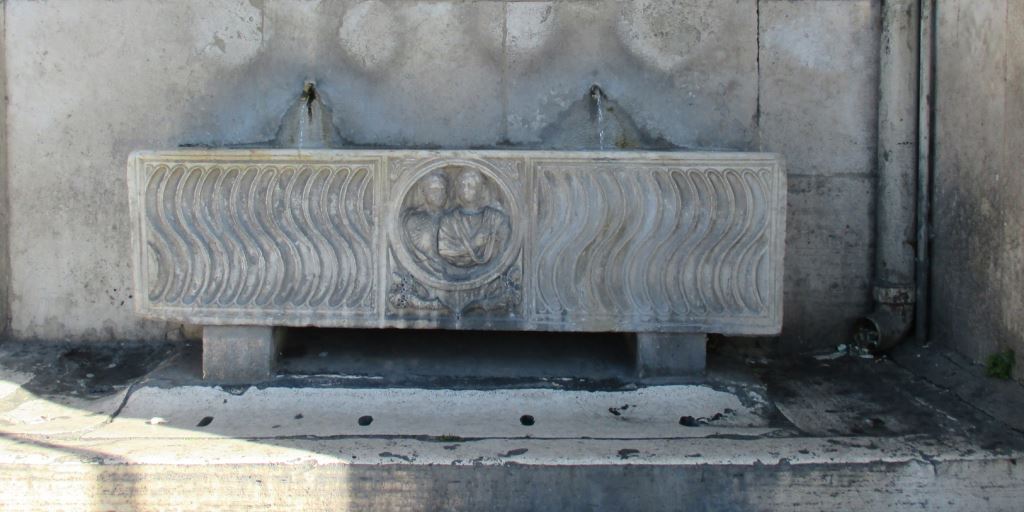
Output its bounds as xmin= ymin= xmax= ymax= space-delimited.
xmin=127 ymin=149 xmax=785 ymax=336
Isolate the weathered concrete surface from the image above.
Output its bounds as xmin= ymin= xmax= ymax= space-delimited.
xmin=92 ymin=384 xmax=772 ymax=440
xmin=932 ymin=0 xmax=1024 ymax=380
xmin=1 ymin=339 xmax=1024 ymax=510
xmin=4 ymin=0 xmax=881 ymax=352
xmin=505 ymin=0 xmax=758 ymax=149
xmin=2 ymin=437 xmax=1023 ymax=511
xmin=891 ymin=342 xmax=1024 ymax=434
xmin=781 ymin=174 xmax=874 ymax=347
xmin=759 ymin=0 xmax=880 ymax=178
xmin=759 ymin=0 xmax=880 ymax=349
xmin=0 ymin=3 xmax=8 ymax=338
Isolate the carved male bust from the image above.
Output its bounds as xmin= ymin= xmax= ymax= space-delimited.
xmin=437 ymin=168 xmax=511 ymax=271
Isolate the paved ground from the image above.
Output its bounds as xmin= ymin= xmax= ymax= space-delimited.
xmin=0 ymin=331 xmax=1023 ymax=510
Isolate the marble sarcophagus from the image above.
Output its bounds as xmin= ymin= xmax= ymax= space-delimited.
xmin=128 ymin=149 xmax=786 ymax=381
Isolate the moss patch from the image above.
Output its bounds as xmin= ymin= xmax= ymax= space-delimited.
xmin=985 ymin=350 xmax=1015 ymax=380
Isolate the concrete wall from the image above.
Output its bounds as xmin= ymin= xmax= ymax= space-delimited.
xmin=2 ymin=0 xmax=880 ymax=350
xmin=0 ymin=1 xmax=8 ymax=338
xmin=932 ymin=0 xmax=1024 ymax=379
xmin=760 ymin=0 xmax=879 ymax=349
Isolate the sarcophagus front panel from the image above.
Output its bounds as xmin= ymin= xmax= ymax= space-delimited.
xmin=128 ymin=150 xmax=785 ymax=335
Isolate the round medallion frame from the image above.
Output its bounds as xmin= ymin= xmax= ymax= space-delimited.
xmin=388 ymin=158 xmax=523 ymax=292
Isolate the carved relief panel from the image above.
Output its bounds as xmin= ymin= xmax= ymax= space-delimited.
xmin=129 ymin=150 xmax=785 ymax=335
xmin=128 ymin=153 xmax=381 ymax=326
xmin=385 ymin=157 xmax=525 ymax=319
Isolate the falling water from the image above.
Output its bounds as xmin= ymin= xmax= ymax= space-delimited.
xmin=593 ymin=87 xmax=606 ymax=150
xmin=296 ymin=82 xmax=315 ymax=147
xmin=537 ymin=83 xmax=669 ymax=151
xmin=296 ymin=108 xmax=308 ymax=148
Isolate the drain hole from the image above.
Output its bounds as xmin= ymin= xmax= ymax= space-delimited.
xmin=520 ymin=415 xmax=535 ymax=426
xmin=197 ymin=416 xmax=214 ymax=427
xmin=678 ymin=416 xmax=699 ymax=427
xmin=358 ymin=415 xmax=373 ymax=426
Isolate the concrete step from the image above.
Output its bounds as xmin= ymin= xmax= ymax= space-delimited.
xmin=90 ymin=384 xmax=774 ymax=440
xmin=2 ymin=432 xmax=1021 ymax=511
xmin=0 ymin=339 xmax=1023 ymax=510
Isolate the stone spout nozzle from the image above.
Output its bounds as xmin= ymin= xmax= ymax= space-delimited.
xmin=273 ymin=80 xmax=340 ymax=149
xmin=301 ymin=81 xmax=318 ymax=119
xmin=536 ymin=83 xmax=673 ymax=150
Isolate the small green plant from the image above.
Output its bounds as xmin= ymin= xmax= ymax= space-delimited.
xmin=985 ymin=350 xmax=1015 ymax=380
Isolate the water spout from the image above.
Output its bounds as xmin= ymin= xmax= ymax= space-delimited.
xmin=537 ymin=84 xmax=674 ymax=150
xmin=274 ymin=80 xmax=340 ymax=149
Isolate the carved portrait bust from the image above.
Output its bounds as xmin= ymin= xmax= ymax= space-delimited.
xmin=401 ymin=171 xmax=449 ymax=274
xmin=437 ymin=168 xmax=511 ymax=269
xmin=396 ymin=163 xmax=514 ymax=286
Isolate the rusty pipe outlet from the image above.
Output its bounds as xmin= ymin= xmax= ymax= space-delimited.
xmin=857 ymin=287 xmax=915 ymax=353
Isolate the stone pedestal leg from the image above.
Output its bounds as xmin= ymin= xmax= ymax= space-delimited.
xmin=202 ymin=326 xmax=284 ymax=383
xmin=633 ymin=333 xmax=707 ymax=377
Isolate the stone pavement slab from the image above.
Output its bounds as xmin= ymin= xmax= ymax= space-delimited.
xmin=0 ymin=337 xmax=1022 ymax=511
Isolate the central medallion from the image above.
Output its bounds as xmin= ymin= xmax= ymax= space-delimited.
xmin=387 ymin=157 xmax=524 ymax=316
xmin=401 ymin=165 xmax=512 ymax=282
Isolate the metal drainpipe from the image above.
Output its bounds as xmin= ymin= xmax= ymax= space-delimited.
xmin=857 ymin=0 xmax=920 ymax=352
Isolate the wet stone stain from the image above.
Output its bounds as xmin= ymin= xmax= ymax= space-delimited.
xmin=379 ymin=452 xmax=415 ymax=462
xmin=499 ymin=448 xmax=528 ymax=458
xmin=679 ymin=412 xmax=726 ymax=427
xmin=679 ymin=416 xmax=700 ymax=427
xmin=3 ymin=342 xmax=175 ymax=399
xmin=617 ymin=448 xmax=640 ymax=460
xmin=608 ymin=404 xmax=632 ymax=416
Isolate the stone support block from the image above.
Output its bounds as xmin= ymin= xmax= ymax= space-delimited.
xmin=634 ymin=333 xmax=707 ymax=377
xmin=202 ymin=326 xmax=283 ymax=383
